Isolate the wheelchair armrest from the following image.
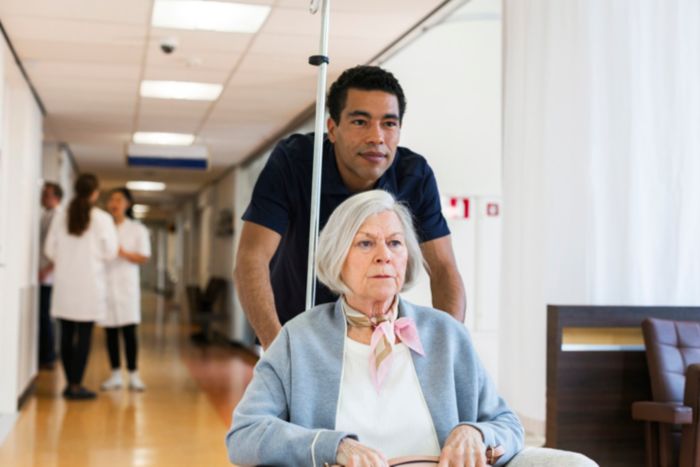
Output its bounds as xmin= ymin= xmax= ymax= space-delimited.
xmin=632 ymin=401 xmax=693 ymax=424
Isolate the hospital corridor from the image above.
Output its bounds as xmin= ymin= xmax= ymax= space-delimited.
xmin=1 ymin=0 xmax=699 ymax=466
xmin=0 ymin=292 xmax=255 ymax=466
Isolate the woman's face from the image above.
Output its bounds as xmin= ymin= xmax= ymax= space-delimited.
xmin=340 ymin=210 xmax=408 ymax=309
xmin=107 ymin=192 xmax=129 ymax=218
xmin=89 ymin=189 xmax=100 ymax=205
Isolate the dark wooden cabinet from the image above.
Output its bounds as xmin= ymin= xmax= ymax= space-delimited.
xmin=546 ymin=305 xmax=700 ymax=466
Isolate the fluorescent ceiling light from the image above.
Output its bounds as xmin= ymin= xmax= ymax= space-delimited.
xmin=140 ymin=80 xmax=222 ymax=101
xmin=133 ymin=204 xmax=151 ymax=214
xmin=152 ymin=0 xmax=270 ymax=33
xmin=126 ymin=181 xmax=167 ymax=192
xmin=133 ymin=132 xmax=194 ymax=146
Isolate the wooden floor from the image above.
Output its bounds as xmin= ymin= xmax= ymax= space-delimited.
xmin=0 ymin=292 xmax=256 ymax=467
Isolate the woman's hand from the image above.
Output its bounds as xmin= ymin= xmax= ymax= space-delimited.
xmin=336 ymin=437 xmax=388 ymax=467
xmin=438 ymin=425 xmax=487 ymax=467
xmin=118 ymin=248 xmax=149 ymax=264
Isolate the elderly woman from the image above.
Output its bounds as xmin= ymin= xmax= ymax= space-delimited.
xmin=227 ymin=190 xmax=596 ymax=467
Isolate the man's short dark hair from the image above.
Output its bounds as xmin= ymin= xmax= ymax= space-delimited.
xmin=327 ymin=65 xmax=406 ymax=124
xmin=44 ymin=182 xmax=64 ymax=200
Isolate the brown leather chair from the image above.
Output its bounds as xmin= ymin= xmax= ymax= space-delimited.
xmin=633 ymin=318 xmax=700 ymax=467
xmin=186 ymin=277 xmax=228 ymax=343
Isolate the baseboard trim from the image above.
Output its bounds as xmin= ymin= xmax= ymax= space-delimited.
xmin=0 ymin=413 xmax=18 ymax=447
xmin=16 ymin=376 xmax=36 ymax=410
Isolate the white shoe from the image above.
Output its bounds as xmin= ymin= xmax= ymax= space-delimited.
xmin=129 ymin=372 xmax=146 ymax=392
xmin=101 ymin=371 xmax=123 ymax=390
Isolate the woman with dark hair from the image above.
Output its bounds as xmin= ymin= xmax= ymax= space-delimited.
xmin=101 ymin=188 xmax=151 ymax=392
xmin=44 ymin=173 xmax=118 ymax=400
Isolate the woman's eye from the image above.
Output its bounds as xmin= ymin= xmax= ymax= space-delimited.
xmin=357 ymin=240 xmax=373 ymax=248
xmin=388 ymin=240 xmax=403 ymax=248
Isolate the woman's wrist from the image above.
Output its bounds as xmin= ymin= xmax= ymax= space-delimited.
xmin=336 ymin=437 xmax=388 ymax=466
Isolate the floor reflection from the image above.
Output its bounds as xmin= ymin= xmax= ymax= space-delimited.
xmin=0 ymin=291 xmax=255 ymax=467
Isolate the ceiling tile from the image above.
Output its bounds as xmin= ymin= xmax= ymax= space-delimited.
xmin=13 ymin=39 xmax=143 ymax=65
xmin=0 ymin=0 xmax=151 ymax=25
xmin=142 ymin=65 xmax=230 ymax=84
xmin=2 ymin=0 xmax=452 ymax=198
xmin=3 ymin=16 xmax=147 ymax=45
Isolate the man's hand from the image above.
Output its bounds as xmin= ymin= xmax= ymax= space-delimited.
xmin=438 ymin=425 xmax=486 ymax=467
xmin=420 ymin=236 xmax=466 ymax=322
xmin=336 ymin=438 xmax=388 ymax=467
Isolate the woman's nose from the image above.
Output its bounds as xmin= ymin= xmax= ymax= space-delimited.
xmin=374 ymin=244 xmax=391 ymax=262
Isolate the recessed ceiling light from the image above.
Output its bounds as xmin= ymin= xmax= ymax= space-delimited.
xmin=126 ymin=181 xmax=167 ymax=192
xmin=133 ymin=132 xmax=195 ymax=146
xmin=152 ymin=0 xmax=271 ymax=33
xmin=140 ymin=80 xmax=222 ymax=101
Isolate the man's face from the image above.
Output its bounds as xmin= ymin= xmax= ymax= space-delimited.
xmin=327 ymin=89 xmax=401 ymax=192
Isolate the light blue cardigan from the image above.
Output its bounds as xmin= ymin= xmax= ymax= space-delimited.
xmin=226 ymin=298 xmax=524 ymax=466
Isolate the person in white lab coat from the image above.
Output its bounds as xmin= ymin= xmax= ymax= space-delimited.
xmin=38 ymin=181 xmax=63 ymax=370
xmin=44 ymin=173 xmax=118 ymax=400
xmin=100 ymin=187 xmax=151 ymax=391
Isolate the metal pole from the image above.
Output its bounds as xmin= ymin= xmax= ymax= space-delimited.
xmin=305 ymin=0 xmax=331 ymax=310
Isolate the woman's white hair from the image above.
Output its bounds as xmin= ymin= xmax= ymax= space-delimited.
xmin=316 ymin=189 xmax=425 ymax=296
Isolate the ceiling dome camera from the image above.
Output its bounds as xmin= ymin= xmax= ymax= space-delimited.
xmin=160 ymin=37 xmax=178 ymax=54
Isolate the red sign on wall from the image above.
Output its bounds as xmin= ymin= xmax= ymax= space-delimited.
xmin=444 ymin=196 xmax=470 ymax=219
xmin=486 ymin=202 xmax=499 ymax=217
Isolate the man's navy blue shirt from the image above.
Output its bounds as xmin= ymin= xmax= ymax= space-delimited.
xmin=242 ymin=133 xmax=450 ymax=325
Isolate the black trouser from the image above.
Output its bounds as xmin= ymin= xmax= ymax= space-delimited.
xmin=105 ymin=325 xmax=138 ymax=371
xmin=39 ymin=285 xmax=56 ymax=365
xmin=59 ymin=319 xmax=94 ymax=386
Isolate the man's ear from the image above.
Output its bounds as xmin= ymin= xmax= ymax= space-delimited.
xmin=327 ymin=116 xmax=337 ymax=143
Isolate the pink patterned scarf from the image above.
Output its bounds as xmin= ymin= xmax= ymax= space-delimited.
xmin=342 ymin=297 xmax=425 ymax=393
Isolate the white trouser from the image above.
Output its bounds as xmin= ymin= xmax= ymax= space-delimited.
xmin=506 ymin=447 xmax=599 ymax=467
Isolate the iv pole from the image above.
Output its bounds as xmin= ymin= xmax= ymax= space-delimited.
xmin=305 ymin=0 xmax=331 ymax=310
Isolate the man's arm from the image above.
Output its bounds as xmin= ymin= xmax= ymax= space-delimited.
xmin=234 ymin=221 xmax=283 ymax=349
xmin=420 ymin=235 xmax=466 ymax=322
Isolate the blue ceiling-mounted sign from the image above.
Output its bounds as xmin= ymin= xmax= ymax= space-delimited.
xmin=126 ymin=144 xmax=209 ymax=170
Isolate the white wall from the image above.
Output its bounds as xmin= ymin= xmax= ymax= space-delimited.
xmin=196 ymin=187 xmax=214 ymax=290
xmin=499 ymin=0 xmax=700 ymax=435
xmin=0 ymin=35 xmax=44 ymax=415
xmin=209 ymin=170 xmax=236 ymax=337
xmin=183 ymin=172 xmax=246 ymax=341
xmin=210 ymin=170 xmax=235 ymax=280
xmin=382 ymin=0 xmax=503 ymax=380
xmin=42 ymin=143 xmax=75 ymax=202
xmin=386 ymin=0 xmax=502 ymax=196
xmin=210 ymin=2 xmax=504 ymax=355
